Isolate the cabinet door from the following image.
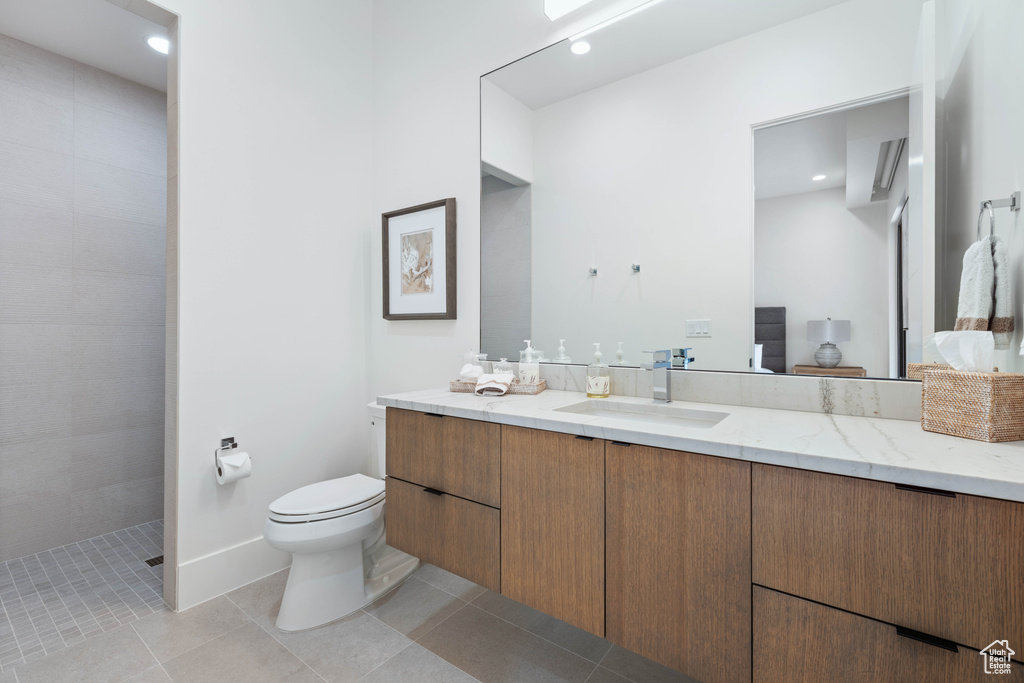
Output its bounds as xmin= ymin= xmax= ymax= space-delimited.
xmin=754 ymin=587 xmax=980 ymax=683
xmin=386 ymin=408 xmax=501 ymax=507
xmin=386 ymin=476 xmax=500 ymax=592
xmin=606 ymin=443 xmax=751 ymax=683
xmin=500 ymin=427 xmax=605 ymax=636
xmin=752 ymin=463 xmax=1024 ymax=653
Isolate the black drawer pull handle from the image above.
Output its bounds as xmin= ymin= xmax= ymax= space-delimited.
xmin=611 ymin=441 xmax=632 ymax=447
xmin=424 ymin=413 xmax=444 ymax=419
xmin=422 ymin=487 xmax=445 ymax=496
xmin=895 ymin=483 xmax=955 ymax=498
xmin=575 ymin=435 xmax=594 ymax=441
xmin=896 ymin=626 xmax=959 ymax=653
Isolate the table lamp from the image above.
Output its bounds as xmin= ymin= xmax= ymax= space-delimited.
xmin=807 ymin=318 xmax=851 ymax=368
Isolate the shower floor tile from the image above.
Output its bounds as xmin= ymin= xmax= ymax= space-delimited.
xmin=0 ymin=520 xmax=165 ymax=672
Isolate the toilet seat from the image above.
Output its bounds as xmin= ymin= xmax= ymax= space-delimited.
xmin=268 ymin=474 xmax=386 ymax=524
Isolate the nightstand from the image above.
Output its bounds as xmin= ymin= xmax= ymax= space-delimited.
xmin=792 ymin=365 xmax=868 ymax=378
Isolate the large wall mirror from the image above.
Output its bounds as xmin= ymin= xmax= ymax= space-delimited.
xmin=479 ymin=0 xmax=1024 ymax=381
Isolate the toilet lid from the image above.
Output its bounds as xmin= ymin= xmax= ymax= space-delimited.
xmin=269 ymin=474 xmax=385 ymax=517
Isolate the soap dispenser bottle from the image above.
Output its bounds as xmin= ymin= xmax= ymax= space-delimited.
xmin=586 ymin=343 xmax=610 ymax=398
xmin=519 ymin=340 xmax=541 ymax=385
xmin=612 ymin=341 xmax=629 ymax=366
xmin=554 ymin=339 xmax=571 ymax=364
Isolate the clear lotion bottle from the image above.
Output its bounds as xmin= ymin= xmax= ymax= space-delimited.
xmin=586 ymin=343 xmax=610 ymax=398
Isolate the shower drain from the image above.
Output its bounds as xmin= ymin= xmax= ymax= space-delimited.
xmin=144 ymin=555 xmax=164 ymax=567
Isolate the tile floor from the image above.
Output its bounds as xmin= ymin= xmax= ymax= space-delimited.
xmin=0 ymin=521 xmax=165 ymax=674
xmin=4 ymin=561 xmax=696 ymax=683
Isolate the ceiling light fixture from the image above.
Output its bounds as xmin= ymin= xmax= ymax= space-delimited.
xmin=812 ymin=174 xmax=827 ymax=181
xmin=569 ymin=0 xmax=665 ymax=42
xmin=570 ymin=41 xmax=591 ymax=55
xmin=146 ymin=35 xmax=170 ymax=55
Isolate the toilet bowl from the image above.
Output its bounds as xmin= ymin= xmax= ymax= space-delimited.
xmin=263 ymin=402 xmax=418 ymax=631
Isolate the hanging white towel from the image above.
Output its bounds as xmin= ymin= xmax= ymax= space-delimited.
xmin=955 ymin=235 xmax=1014 ymax=348
xmin=990 ymin=235 xmax=1014 ymax=348
xmin=955 ymin=238 xmax=994 ymax=332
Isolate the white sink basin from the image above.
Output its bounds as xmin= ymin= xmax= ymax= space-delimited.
xmin=554 ymin=400 xmax=729 ymax=429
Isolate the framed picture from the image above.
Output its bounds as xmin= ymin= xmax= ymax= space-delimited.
xmin=382 ymin=198 xmax=456 ymax=320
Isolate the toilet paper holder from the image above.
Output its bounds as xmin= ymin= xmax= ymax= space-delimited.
xmin=215 ymin=437 xmax=238 ymax=470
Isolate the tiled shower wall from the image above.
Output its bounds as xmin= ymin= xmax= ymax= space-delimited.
xmin=480 ymin=175 xmax=531 ymax=362
xmin=0 ymin=34 xmax=167 ymax=562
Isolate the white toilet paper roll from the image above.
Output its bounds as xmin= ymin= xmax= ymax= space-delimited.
xmin=216 ymin=451 xmax=252 ymax=485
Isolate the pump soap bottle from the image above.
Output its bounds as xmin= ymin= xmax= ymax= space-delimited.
xmin=519 ymin=340 xmax=541 ymax=385
xmin=586 ymin=343 xmax=610 ymax=398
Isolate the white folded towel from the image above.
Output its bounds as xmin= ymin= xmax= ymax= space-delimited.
xmin=474 ymin=373 xmax=514 ymax=396
xmin=955 ymin=235 xmax=1014 ymax=348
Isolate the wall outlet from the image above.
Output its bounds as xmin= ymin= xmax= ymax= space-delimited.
xmin=686 ymin=319 xmax=711 ymax=337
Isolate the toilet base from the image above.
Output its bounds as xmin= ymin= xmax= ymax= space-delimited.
xmin=275 ymin=543 xmax=419 ymax=632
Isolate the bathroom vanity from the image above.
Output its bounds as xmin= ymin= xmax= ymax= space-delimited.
xmin=378 ymin=389 xmax=1024 ymax=683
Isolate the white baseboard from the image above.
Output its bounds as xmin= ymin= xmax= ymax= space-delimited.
xmin=176 ymin=536 xmax=290 ymax=611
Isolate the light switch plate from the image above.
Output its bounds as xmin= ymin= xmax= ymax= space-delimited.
xmin=686 ymin=319 xmax=712 ymax=337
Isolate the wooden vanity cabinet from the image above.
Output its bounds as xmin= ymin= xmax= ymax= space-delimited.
xmin=753 ymin=587 xmax=1024 ymax=683
xmin=384 ymin=408 xmax=501 ymax=592
xmin=500 ymin=426 xmax=605 ymax=636
xmin=386 ymin=476 xmax=500 ymax=591
xmin=606 ymin=443 xmax=752 ymax=683
xmin=752 ymin=463 xmax=1024 ymax=655
xmin=385 ymin=407 xmax=500 ymax=507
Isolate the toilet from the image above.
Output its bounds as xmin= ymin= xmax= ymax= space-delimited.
xmin=263 ymin=402 xmax=419 ymax=631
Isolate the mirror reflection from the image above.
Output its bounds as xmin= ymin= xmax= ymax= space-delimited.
xmin=753 ymin=96 xmax=914 ymax=378
xmin=480 ymin=0 xmax=1023 ymax=380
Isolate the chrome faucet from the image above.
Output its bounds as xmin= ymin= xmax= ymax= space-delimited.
xmin=642 ymin=348 xmax=696 ymax=403
xmin=642 ymin=350 xmax=672 ymax=403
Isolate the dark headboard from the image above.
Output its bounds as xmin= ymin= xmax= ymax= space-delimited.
xmin=754 ymin=307 xmax=786 ymax=373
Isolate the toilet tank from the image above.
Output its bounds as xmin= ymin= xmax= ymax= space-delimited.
xmin=368 ymin=401 xmax=387 ymax=479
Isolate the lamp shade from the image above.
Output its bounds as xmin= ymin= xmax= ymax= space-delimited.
xmin=807 ymin=319 xmax=850 ymax=343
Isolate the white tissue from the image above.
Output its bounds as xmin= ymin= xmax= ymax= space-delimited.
xmin=460 ymin=363 xmax=483 ymax=380
xmin=216 ymin=451 xmax=252 ymax=485
xmin=929 ymin=331 xmax=995 ymax=372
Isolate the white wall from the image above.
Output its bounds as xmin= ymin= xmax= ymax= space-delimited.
xmin=937 ymin=0 xmax=1023 ymax=370
xmin=158 ymin=0 xmax=374 ymax=609
xmin=481 ymin=79 xmax=534 ymax=184
xmin=369 ymin=4 xmax=562 ymax=399
xmin=525 ymin=0 xmax=924 ymax=372
xmin=755 ymin=188 xmax=891 ymax=377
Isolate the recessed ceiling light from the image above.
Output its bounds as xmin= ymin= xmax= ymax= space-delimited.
xmin=147 ymin=36 xmax=169 ymax=55
xmin=570 ymin=41 xmax=591 ymax=55
xmin=812 ymin=174 xmax=827 ymax=181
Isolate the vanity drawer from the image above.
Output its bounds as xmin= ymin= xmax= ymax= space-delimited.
xmin=753 ymin=587 xmax=1023 ymax=682
xmin=385 ymin=476 xmax=500 ymax=592
xmin=752 ymin=463 xmax=1024 ymax=653
xmin=386 ymin=408 xmax=500 ymax=507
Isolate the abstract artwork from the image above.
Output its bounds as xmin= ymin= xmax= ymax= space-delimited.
xmin=400 ymin=229 xmax=434 ymax=294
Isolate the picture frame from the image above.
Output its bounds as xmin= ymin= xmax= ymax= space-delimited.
xmin=382 ymin=198 xmax=456 ymax=320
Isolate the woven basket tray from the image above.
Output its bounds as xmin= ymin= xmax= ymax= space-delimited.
xmin=449 ymin=379 xmax=546 ymax=395
xmin=921 ymin=368 xmax=1024 ymax=442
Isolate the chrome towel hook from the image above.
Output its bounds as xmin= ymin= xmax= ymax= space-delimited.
xmin=977 ymin=200 xmax=995 ymax=241
xmin=977 ymin=191 xmax=1020 ymax=241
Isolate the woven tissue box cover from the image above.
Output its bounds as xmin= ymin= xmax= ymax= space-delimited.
xmin=921 ymin=368 xmax=1024 ymax=442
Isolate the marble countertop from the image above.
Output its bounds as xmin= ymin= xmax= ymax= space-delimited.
xmin=377 ymin=388 xmax=1024 ymax=503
